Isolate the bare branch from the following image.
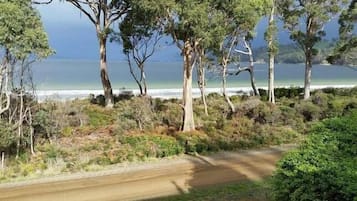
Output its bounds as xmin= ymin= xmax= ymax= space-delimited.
xmin=66 ymin=0 xmax=97 ymax=24
xmin=234 ymin=49 xmax=250 ymax=55
xmin=234 ymin=66 xmax=250 ymax=76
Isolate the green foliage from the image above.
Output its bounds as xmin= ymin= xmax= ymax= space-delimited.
xmin=328 ymin=0 xmax=357 ymax=65
xmin=116 ymin=97 xmax=156 ymax=131
xmin=175 ymin=131 xmax=218 ymax=153
xmin=272 ymin=110 xmax=357 ymax=201
xmin=33 ymin=109 xmax=59 ymax=140
xmin=0 ymin=0 xmax=53 ymax=60
xmin=118 ymin=134 xmax=184 ymax=159
xmin=4 ymin=88 xmax=357 ymax=182
xmin=0 ymin=120 xmax=16 ymax=151
xmin=84 ymin=105 xmax=114 ymax=127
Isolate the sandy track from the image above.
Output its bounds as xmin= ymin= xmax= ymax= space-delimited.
xmin=0 ymin=145 xmax=295 ymax=201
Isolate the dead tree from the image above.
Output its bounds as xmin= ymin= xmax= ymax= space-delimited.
xmin=234 ymin=37 xmax=260 ymax=96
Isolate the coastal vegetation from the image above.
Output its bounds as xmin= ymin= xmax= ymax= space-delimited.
xmin=0 ymin=0 xmax=356 ymax=200
xmin=0 ymin=87 xmax=357 ymax=183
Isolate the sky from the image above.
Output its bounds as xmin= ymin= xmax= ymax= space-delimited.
xmin=35 ymin=2 xmax=341 ymax=61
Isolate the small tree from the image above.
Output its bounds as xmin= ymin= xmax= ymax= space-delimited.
xmin=163 ymin=0 xmax=225 ymax=131
xmin=211 ymin=0 xmax=268 ymax=111
xmin=234 ymin=36 xmax=260 ymax=96
xmin=117 ymin=1 xmax=163 ymax=96
xmin=277 ymin=0 xmax=345 ymax=99
xmin=0 ymin=120 xmax=15 ymax=169
xmin=0 ymin=0 xmax=53 ymax=156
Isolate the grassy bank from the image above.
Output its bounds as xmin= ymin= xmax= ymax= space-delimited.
xmin=1 ymin=87 xmax=357 ymax=182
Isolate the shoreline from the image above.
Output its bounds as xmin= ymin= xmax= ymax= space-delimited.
xmin=35 ymin=84 xmax=356 ymax=102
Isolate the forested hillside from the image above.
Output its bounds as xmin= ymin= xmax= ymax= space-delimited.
xmin=250 ymin=40 xmax=357 ymax=65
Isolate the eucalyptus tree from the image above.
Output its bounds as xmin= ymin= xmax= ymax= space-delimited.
xmin=234 ymin=37 xmax=260 ymax=96
xmin=0 ymin=0 xmax=52 ymax=156
xmin=277 ymin=0 xmax=346 ymax=99
xmin=211 ymin=0 xmax=268 ymax=102
xmin=161 ymin=0 xmax=225 ymax=131
xmin=142 ymin=0 xmax=223 ymax=131
xmin=117 ymin=0 xmax=163 ymax=96
xmin=65 ymin=0 xmax=130 ymax=107
xmin=328 ymin=0 xmax=356 ymax=65
xmin=265 ymin=0 xmax=278 ymax=104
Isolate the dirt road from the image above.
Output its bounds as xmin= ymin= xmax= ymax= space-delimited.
xmin=0 ymin=145 xmax=295 ymax=201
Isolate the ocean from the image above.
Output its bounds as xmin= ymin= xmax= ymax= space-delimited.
xmin=32 ymin=60 xmax=357 ymax=101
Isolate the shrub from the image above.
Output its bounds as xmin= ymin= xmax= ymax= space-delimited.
xmin=175 ymin=131 xmax=219 ymax=153
xmin=84 ymin=105 xmax=114 ymax=127
xmin=295 ymin=101 xmax=322 ymax=121
xmin=0 ymin=120 xmax=16 ymax=152
xmin=116 ymin=97 xmax=156 ymax=131
xmin=119 ymin=134 xmax=184 ymax=159
xmin=272 ymin=110 xmax=357 ymax=201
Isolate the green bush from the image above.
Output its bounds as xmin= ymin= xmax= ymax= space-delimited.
xmin=116 ymin=97 xmax=156 ymax=131
xmin=295 ymin=101 xmax=323 ymax=121
xmin=119 ymin=134 xmax=184 ymax=159
xmin=175 ymin=131 xmax=219 ymax=153
xmin=84 ymin=105 xmax=114 ymax=127
xmin=0 ymin=120 xmax=16 ymax=152
xmin=272 ymin=110 xmax=357 ymax=201
xmin=259 ymin=87 xmax=304 ymax=99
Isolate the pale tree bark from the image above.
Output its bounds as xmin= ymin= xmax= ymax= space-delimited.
xmin=304 ymin=50 xmax=313 ymax=100
xmin=1 ymin=151 xmax=4 ymax=169
xmin=197 ymin=48 xmax=208 ymax=116
xmin=304 ymin=16 xmax=314 ymax=100
xmin=220 ymin=35 xmax=239 ymax=113
xmin=16 ymin=60 xmax=26 ymax=159
xmin=268 ymin=53 xmax=275 ymax=103
xmin=235 ymin=38 xmax=260 ymax=96
xmin=16 ymin=89 xmax=24 ymax=159
xmin=98 ymin=36 xmax=114 ymax=107
xmin=0 ymin=51 xmax=11 ymax=115
xmin=182 ymin=40 xmax=195 ymax=132
xmin=268 ymin=2 xmax=276 ymax=104
xmin=222 ymin=58 xmax=235 ymax=113
xmin=27 ymin=107 xmax=35 ymax=155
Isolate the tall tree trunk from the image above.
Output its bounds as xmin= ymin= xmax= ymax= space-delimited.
xmin=237 ymin=40 xmax=259 ymax=96
xmin=28 ymin=108 xmax=35 ymax=155
xmin=268 ymin=1 xmax=276 ymax=104
xmin=182 ymin=41 xmax=195 ymax=132
xmin=16 ymin=89 xmax=24 ymax=159
xmin=222 ymin=59 xmax=235 ymax=113
xmin=304 ymin=50 xmax=312 ymax=100
xmin=1 ymin=151 xmax=4 ymax=169
xmin=0 ymin=50 xmax=11 ymax=115
xmin=197 ymin=50 xmax=208 ymax=116
xmin=268 ymin=55 xmax=275 ymax=103
xmin=99 ymin=37 xmax=114 ymax=108
xmin=140 ymin=64 xmax=148 ymax=96
xmin=247 ymin=46 xmax=259 ymax=96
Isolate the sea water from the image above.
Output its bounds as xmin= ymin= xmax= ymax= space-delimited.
xmin=32 ymin=59 xmax=357 ymax=101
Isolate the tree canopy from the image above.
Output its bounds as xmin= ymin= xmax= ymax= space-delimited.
xmin=0 ymin=0 xmax=52 ymax=61
xmin=328 ymin=0 xmax=357 ymax=65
